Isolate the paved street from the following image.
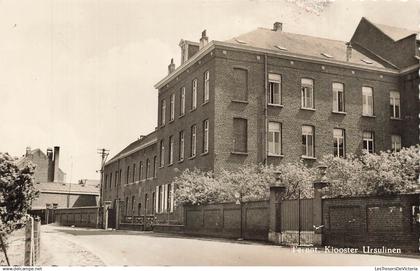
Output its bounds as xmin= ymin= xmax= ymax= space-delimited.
xmin=40 ymin=225 xmax=419 ymax=266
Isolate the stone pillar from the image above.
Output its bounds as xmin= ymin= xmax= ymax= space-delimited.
xmin=313 ymin=180 xmax=329 ymax=246
xmin=268 ymin=185 xmax=286 ymax=245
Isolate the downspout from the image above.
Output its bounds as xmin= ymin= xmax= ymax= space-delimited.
xmin=264 ymin=54 xmax=268 ymax=166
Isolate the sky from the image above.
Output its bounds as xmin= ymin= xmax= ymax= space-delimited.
xmin=0 ymin=0 xmax=419 ymax=182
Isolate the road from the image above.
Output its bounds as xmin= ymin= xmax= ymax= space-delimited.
xmin=40 ymin=225 xmax=419 ymax=266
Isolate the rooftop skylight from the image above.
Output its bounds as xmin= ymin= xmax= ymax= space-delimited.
xmin=275 ymin=45 xmax=288 ymax=51
xmin=361 ymin=59 xmax=373 ymax=64
xmin=234 ymin=38 xmax=247 ymax=44
xmin=321 ymin=53 xmax=333 ymax=58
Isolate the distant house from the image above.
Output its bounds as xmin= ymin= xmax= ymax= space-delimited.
xmin=16 ymin=146 xmax=100 ymax=223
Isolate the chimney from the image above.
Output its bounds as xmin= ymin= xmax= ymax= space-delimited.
xmin=25 ymin=147 xmax=31 ymax=156
xmin=53 ymin=146 xmax=60 ymax=182
xmin=179 ymin=39 xmax=199 ymax=64
xmin=47 ymin=148 xmax=54 ymax=182
xmin=273 ymin=22 xmax=283 ymax=32
xmin=199 ymin=30 xmax=208 ymax=50
xmin=139 ymin=135 xmax=146 ymax=140
xmin=168 ymin=58 xmax=175 ymax=74
xmin=346 ymin=42 xmax=352 ymax=62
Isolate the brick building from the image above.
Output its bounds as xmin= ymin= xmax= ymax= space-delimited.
xmin=103 ymin=17 xmax=419 ymax=224
xmin=17 ymin=146 xmax=100 ymax=222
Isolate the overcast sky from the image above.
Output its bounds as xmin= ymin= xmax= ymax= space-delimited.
xmin=0 ymin=0 xmax=418 ymax=182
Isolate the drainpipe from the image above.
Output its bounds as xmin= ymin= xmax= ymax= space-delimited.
xmin=264 ymin=54 xmax=268 ymax=165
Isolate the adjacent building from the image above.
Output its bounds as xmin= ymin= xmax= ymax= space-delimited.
xmin=17 ymin=146 xmax=100 ymax=222
xmin=103 ymin=17 xmax=419 ymax=224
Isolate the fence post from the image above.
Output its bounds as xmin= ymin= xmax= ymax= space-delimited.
xmin=268 ymin=184 xmax=286 ymax=245
xmin=313 ymin=179 xmax=329 ymax=246
xmin=24 ymin=216 xmax=34 ymax=266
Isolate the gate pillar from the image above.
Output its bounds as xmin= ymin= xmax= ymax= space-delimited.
xmin=268 ymin=184 xmax=286 ymax=245
xmin=313 ymin=178 xmax=329 ymax=246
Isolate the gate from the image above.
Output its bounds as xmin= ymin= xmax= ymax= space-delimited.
xmin=281 ymin=198 xmax=313 ymax=245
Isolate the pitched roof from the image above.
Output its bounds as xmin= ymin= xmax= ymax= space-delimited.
xmin=106 ymin=130 xmax=157 ymax=165
xmin=368 ymin=19 xmax=418 ymax=41
xmin=35 ymin=182 xmax=99 ymax=195
xmin=225 ymin=28 xmax=389 ymax=69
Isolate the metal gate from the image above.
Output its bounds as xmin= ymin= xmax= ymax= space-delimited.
xmin=281 ymin=198 xmax=313 ymax=245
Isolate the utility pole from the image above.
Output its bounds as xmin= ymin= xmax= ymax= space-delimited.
xmin=97 ymin=148 xmax=109 ymax=228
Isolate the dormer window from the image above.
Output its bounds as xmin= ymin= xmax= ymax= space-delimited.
xmin=234 ymin=38 xmax=247 ymax=44
xmin=321 ymin=53 xmax=333 ymax=58
xmin=275 ymin=45 xmax=288 ymax=51
xmin=361 ymin=59 xmax=373 ymax=64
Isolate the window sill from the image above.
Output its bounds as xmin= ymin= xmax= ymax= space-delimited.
xmin=178 ymin=159 xmax=184 ymax=164
xmin=200 ymin=151 xmax=209 ymax=157
xmin=169 ymin=119 xmax=174 ymax=124
xmin=202 ymin=101 xmax=209 ymax=106
xmin=390 ymin=117 xmax=401 ymax=121
xmin=188 ymin=155 xmax=196 ymax=160
xmin=301 ymin=155 xmax=316 ymax=160
xmin=332 ymin=111 xmax=347 ymax=115
xmin=362 ymin=114 xmax=376 ymax=118
xmin=231 ymin=100 xmax=249 ymax=104
xmin=268 ymin=154 xmax=284 ymax=158
xmin=190 ymin=108 xmax=197 ymax=113
xmin=160 ymin=124 xmax=166 ymax=128
xmin=178 ymin=114 xmax=185 ymax=119
xmin=300 ymin=107 xmax=316 ymax=112
xmin=159 ymin=166 xmax=164 ymax=169
xmin=231 ymin=151 xmax=248 ymax=156
xmin=168 ymin=163 xmax=174 ymax=167
xmin=268 ymin=103 xmax=284 ymax=108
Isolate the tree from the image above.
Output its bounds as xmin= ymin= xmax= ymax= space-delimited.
xmin=0 ymin=153 xmax=38 ymax=259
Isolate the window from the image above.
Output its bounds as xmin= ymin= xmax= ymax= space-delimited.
xmin=204 ymin=71 xmax=210 ymax=103
xmin=191 ymin=125 xmax=197 ymax=157
xmin=179 ymin=131 xmax=185 ymax=161
xmin=180 ymin=87 xmax=186 ymax=116
xmin=332 ymin=82 xmax=344 ymax=112
xmin=203 ymin=120 xmax=209 ymax=153
xmin=160 ymin=140 xmax=165 ymax=167
xmin=131 ymin=196 xmax=135 ymax=215
xmin=391 ymin=135 xmax=401 ymax=152
xmin=146 ymin=159 xmax=150 ymax=179
xmin=126 ymin=166 xmax=130 ymax=184
xmin=390 ymin=91 xmax=400 ymax=119
xmin=268 ymin=74 xmax=281 ymax=105
xmin=268 ymin=122 xmax=281 ymax=155
xmin=170 ymin=184 xmax=174 ymax=212
xmin=158 ymin=186 xmax=163 ymax=213
xmin=152 ymin=192 xmax=156 ymax=214
xmin=233 ymin=68 xmax=248 ymax=101
xmin=114 ymin=171 xmax=118 ymax=187
xmin=153 ymin=156 xmax=157 ymax=178
xmin=109 ymin=173 xmax=112 ymax=188
xmin=104 ymin=174 xmax=108 ymax=190
xmin=139 ymin=161 xmax=143 ymax=180
xmin=167 ymin=183 xmax=171 ymax=212
xmin=333 ymin=129 xmax=345 ymax=158
xmin=301 ymin=78 xmax=314 ymax=109
xmin=302 ymin=126 xmax=314 ymax=158
xmin=192 ymin=79 xmax=197 ymax=110
xmin=132 ymin=163 xmax=136 ymax=182
xmin=160 ymin=99 xmax=166 ymax=125
xmin=233 ymin=118 xmax=247 ymax=153
xmin=169 ymin=93 xmax=175 ymax=121
xmin=362 ymin=86 xmax=374 ymax=116
xmin=119 ymin=169 xmax=122 ymax=186
xmin=363 ymin=131 xmax=374 ymax=153
xmin=125 ymin=197 xmax=129 ymax=216
xmin=169 ymin=136 xmax=174 ymax=165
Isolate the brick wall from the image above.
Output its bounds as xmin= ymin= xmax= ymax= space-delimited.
xmin=31 ymin=192 xmax=98 ymax=209
xmin=54 ymin=207 xmax=100 ymax=228
xmin=323 ymin=194 xmax=420 ymax=252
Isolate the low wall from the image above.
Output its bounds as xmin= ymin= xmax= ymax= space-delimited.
xmin=184 ymin=200 xmax=269 ymax=241
xmin=323 ymin=193 xmax=420 ymax=252
xmin=54 ymin=206 xmax=100 ymax=228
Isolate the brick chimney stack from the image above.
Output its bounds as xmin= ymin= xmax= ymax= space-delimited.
xmin=25 ymin=147 xmax=31 ymax=156
xmin=346 ymin=42 xmax=352 ymax=61
xmin=199 ymin=30 xmax=208 ymax=50
xmin=53 ymin=146 xmax=60 ymax=182
xmin=273 ymin=22 xmax=283 ymax=32
xmin=47 ymin=148 xmax=54 ymax=182
xmin=168 ymin=58 xmax=175 ymax=74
